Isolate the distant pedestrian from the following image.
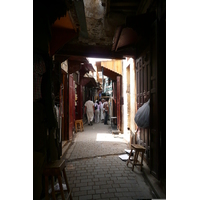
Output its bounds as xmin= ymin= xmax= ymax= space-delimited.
xmin=94 ymin=100 xmax=100 ymax=123
xmin=103 ymin=99 xmax=109 ymax=125
xmin=98 ymin=100 xmax=103 ymax=122
xmin=100 ymin=99 xmax=105 ymax=122
xmin=84 ymin=99 xmax=94 ymax=125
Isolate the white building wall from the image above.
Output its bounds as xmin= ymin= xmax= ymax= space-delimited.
xmin=129 ymin=58 xmax=137 ymax=144
xmin=122 ymin=58 xmax=137 ymax=145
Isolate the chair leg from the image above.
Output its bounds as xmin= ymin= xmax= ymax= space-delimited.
xmin=127 ymin=149 xmax=132 ymax=166
xmin=51 ymin=176 xmax=56 ymax=200
xmin=63 ymin=169 xmax=73 ymax=200
xmin=81 ymin=121 xmax=84 ymax=131
xmin=140 ymin=152 xmax=144 ymax=171
xmin=75 ymin=123 xmax=77 ymax=133
xmin=58 ymin=175 xmax=65 ymax=200
xmin=132 ymin=151 xmax=138 ymax=171
xmin=45 ymin=176 xmax=49 ymax=200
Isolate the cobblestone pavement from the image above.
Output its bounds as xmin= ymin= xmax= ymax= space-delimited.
xmin=57 ymin=122 xmax=155 ymax=200
xmin=66 ymin=123 xmax=129 ymax=161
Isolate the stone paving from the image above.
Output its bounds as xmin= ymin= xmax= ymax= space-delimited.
xmin=54 ymin=122 xmax=155 ymax=200
xmin=66 ymin=123 xmax=129 ymax=161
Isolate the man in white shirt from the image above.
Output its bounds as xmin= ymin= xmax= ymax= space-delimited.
xmin=84 ymin=99 xmax=94 ymax=125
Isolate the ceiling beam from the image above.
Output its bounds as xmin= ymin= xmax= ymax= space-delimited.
xmin=56 ymin=43 xmax=126 ymax=59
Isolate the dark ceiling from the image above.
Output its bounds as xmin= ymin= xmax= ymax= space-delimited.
xmin=53 ymin=0 xmax=158 ymax=61
xmin=34 ymin=0 xmax=161 ymax=62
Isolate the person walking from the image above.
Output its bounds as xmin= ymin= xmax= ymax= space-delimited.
xmin=94 ymin=100 xmax=100 ymax=123
xmin=98 ymin=100 xmax=103 ymax=122
xmin=84 ymin=99 xmax=94 ymax=125
xmin=100 ymin=99 xmax=104 ymax=122
xmin=103 ymin=99 xmax=109 ymax=125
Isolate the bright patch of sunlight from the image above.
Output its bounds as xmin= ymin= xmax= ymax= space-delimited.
xmin=87 ymin=57 xmax=111 ymax=63
xmin=87 ymin=58 xmax=112 ymax=67
xmin=96 ymin=133 xmax=124 ymax=142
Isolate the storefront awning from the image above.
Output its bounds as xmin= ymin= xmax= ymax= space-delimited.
xmin=112 ymin=12 xmax=156 ymax=52
xmin=80 ymin=77 xmax=97 ymax=88
xmin=64 ymin=57 xmax=95 ymax=74
xmin=102 ymin=67 xmax=121 ymax=81
xmin=49 ymin=12 xmax=78 ymax=56
xmin=96 ymin=64 xmax=121 ymax=81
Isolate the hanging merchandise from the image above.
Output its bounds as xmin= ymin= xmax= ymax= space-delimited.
xmin=134 ymin=99 xmax=150 ymax=128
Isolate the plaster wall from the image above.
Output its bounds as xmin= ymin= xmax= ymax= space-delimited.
xmin=83 ymin=0 xmax=109 ymax=45
xmin=81 ymin=0 xmax=126 ymax=45
xmin=122 ymin=58 xmax=137 ymax=144
xmin=129 ymin=58 xmax=137 ymax=144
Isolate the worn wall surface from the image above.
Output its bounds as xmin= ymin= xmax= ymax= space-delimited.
xmin=78 ymin=0 xmax=126 ymax=46
xmin=129 ymin=58 xmax=137 ymax=143
xmin=122 ymin=58 xmax=137 ymax=144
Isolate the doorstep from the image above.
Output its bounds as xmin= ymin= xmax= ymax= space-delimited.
xmin=141 ymin=157 xmax=166 ymax=199
xmin=61 ymin=141 xmax=71 ymax=158
xmin=62 ymin=141 xmax=68 ymax=148
xmin=112 ymin=129 xmax=121 ymax=134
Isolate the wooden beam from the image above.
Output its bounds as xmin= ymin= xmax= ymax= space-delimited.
xmin=112 ymin=26 xmax=124 ymax=51
xmin=80 ymin=77 xmax=97 ymax=87
xmin=57 ymin=43 xmax=126 ymax=59
xmin=116 ymin=28 xmax=139 ymax=51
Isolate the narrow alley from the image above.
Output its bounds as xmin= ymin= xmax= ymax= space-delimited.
xmin=33 ymin=1 xmax=166 ymax=199
xmin=55 ymin=122 xmax=156 ymax=200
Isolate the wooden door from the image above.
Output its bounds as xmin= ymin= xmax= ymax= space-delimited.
xmin=72 ymin=80 xmax=75 ymax=127
xmin=68 ymin=74 xmax=74 ymax=140
xmin=136 ymin=43 xmax=160 ymax=179
xmin=126 ymin=65 xmax=130 ymax=129
xmin=61 ymin=74 xmax=65 ymax=141
xmin=77 ymin=84 xmax=83 ymax=120
xmin=59 ymin=82 xmax=64 ymax=155
xmin=135 ymin=10 xmax=165 ymax=184
xmin=117 ymin=76 xmax=121 ymax=130
xmin=149 ymin=37 xmax=159 ymax=179
xmin=64 ymin=72 xmax=68 ymax=141
xmin=136 ymin=47 xmax=151 ymax=168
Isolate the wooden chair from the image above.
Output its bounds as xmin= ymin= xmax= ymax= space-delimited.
xmin=75 ymin=119 xmax=84 ymax=133
xmin=127 ymin=144 xmax=146 ymax=171
xmin=43 ymin=159 xmax=72 ymax=200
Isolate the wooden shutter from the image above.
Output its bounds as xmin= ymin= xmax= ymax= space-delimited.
xmin=149 ymin=38 xmax=159 ymax=179
xmin=68 ymin=74 xmax=74 ymax=140
xmin=63 ymin=73 xmax=68 ymax=140
xmin=77 ymin=84 xmax=83 ymax=120
xmin=117 ymin=76 xmax=121 ymax=130
xmin=73 ymin=80 xmax=75 ymax=128
xmin=136 ymin=48 xmax=151 ymax=167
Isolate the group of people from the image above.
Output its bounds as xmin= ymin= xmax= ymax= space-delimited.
xmin=84 ymin=98 xmax=109 ymax=126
